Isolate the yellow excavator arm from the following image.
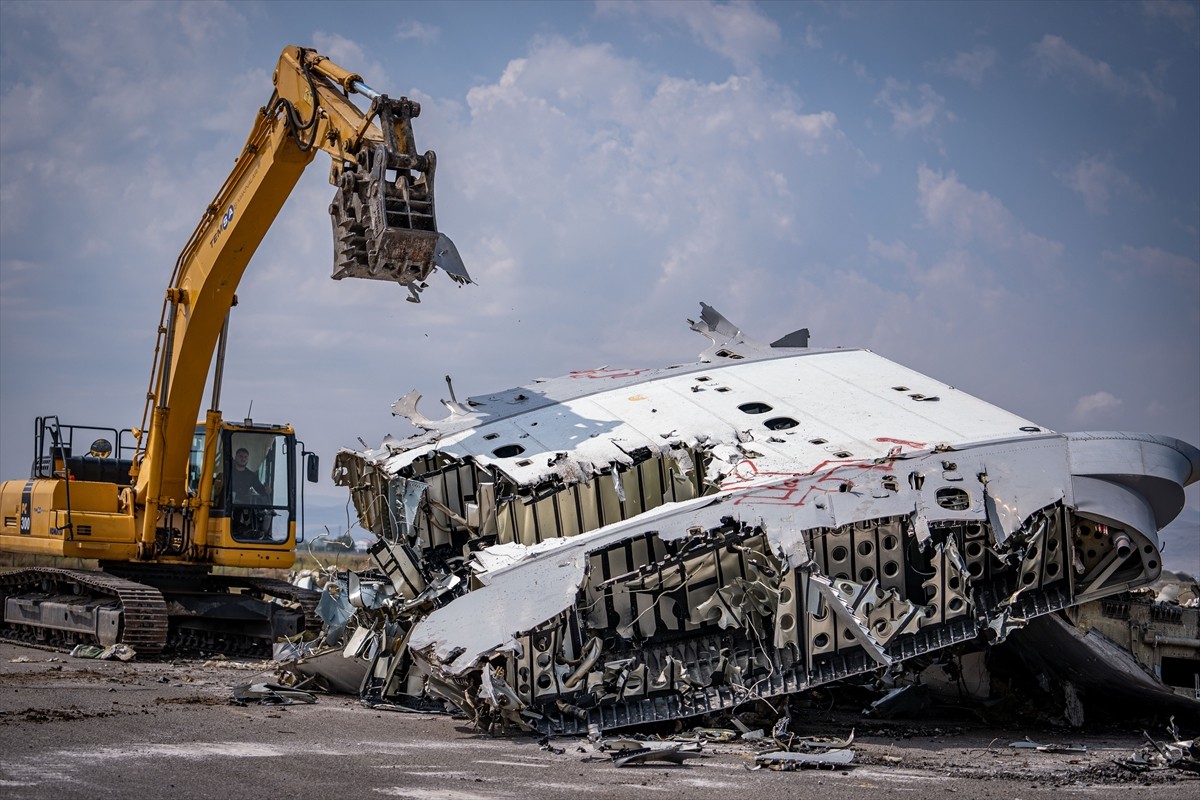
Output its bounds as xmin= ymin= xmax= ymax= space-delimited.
xmin=129 ymin=45 xmax=470 ymax=558
xmin=0 ymin=45 xmax=470 ymax=657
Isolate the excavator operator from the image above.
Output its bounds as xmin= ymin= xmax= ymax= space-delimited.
xmin=231 ymin=448 xmax=269 ymax=504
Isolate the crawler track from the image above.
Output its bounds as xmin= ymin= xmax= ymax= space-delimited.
xmin=2 ymin=568 xmax=322 ymax=659
xmin=1 ymin=568 xmax=168 ymax=655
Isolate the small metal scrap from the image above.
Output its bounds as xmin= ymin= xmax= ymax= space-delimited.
xmin=231 ymin=682 xmax=317 ymax=706
xmin=537 ymin=735 xmax=565 ymax=755
xmin=753 ymin=748 xmax=856 ymax=770
xmin=1120 ymin=731 xmax=1200 ymax=772
xmin=686 ymin=727 xmax=741 ymax=743
xmin=611 ymin=740 xmax=704 ymax=767
xmin=1007 ymin=737 xmax=1087 ymax=754
xmin=790 ymin=728 xmax=856 ymax=751
xmin=70 ymin=643 xmax=136 ymax=661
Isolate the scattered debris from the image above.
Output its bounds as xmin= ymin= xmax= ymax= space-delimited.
xmin=865 ymin=684 xmax=929 ymax=719
xmin=1119 ymin=726 xmax=1200 ymax=773
xmin=1008 ymin=737 xmax=1088 ymax=754
xmin=231 ymin=682 xmax=317 ymax=706
xmin=753 ymin=748 xmax=856 ymax=770
xmin=609 ymin=740 xmax=705 ymax=767
xmin=70 ymin=644 xmax=136 ymax=661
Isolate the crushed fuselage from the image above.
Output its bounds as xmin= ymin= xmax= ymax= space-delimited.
xmin=330 ymin=305 xmax=1200 ymax=733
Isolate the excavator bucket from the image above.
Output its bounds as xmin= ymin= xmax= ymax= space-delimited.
xmin=328 ymin=96 xmax=471 ymax=299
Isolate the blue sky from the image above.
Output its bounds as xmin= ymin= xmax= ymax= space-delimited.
xmin=2 ymin=1 xmax=1197 ymax=572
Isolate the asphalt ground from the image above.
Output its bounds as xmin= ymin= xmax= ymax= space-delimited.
xmin=1 ymin=641 xmax=1195 ymax=799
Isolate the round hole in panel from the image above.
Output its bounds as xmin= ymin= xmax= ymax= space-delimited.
xmin=738 ymin=402 xmax=773 ymax=415
xmin=948 ymin=598 xmax=964 ymax=612
xmin=537 ymin=674 xmax=552 ymax=689
xmin=765 ymin=417 xmax=799 ymax=431
xmin=859 ymin=567 xmax=875 ymax=582
xmin=1148 ymin=560 xmax=1159 ymax=570
xmin=831 ymin=546 xmax=848 ymax=561
xmin=536 ymin=654 xmax=551 ymax=668
xmin=858 ymin=540 xmax=874 ymax=557
xmin=779 ymin=586 xmax=792 ymax=605
xmin=492 ymin=444 xmax=526 ymax=459
xmin=882 ymin=535 xmax=898 ymax=550
xmin=1021 ymin=571 xmax=1036 ymax=586
xmin=1046 ymin=562 xmax=1060 ymax=577
xmin=966 ymin=541 xmax=983 ymax=558
xmin=948 ymin=576 xmax=960 ymax=590
xmin=779 ymin=613 xmax=795 ymax=632
xmin=813 ymin=633 xmax=830 ymax=648
xmin=883 ymin=561 xmax=899 ymax=578
xmin=842 ymin=628 xmax=855 ymax=641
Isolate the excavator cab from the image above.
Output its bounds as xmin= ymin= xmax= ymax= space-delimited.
xmin=191 ymin=421 xmax=315 ymax=550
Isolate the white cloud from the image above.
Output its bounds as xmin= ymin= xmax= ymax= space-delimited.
xmin=1142 ymin=0 xmax=1198 ymax=31
xmin=874 ymin=78 xmax=955 ymax=141
xmin=867 ymin=236 xmax=919 ymax=271
xmin=916 ymin=165 xmax=1063 ymax=269
xmin=928 ymin=45 xmax=998 ymax=88
xmin=1103 ymin=245 xmax=1200 ymax=291
xmin=443 ymin=36 xmax=853 ymax=323
xmin=1071 ymin=391 xmax=1124 ymax=423
xmin=1029 ymin=34 xmax=1175 ymax=114
xmin=804 ymin=24 xmax=823 ymax=49
xmin=1057 ymin=154 xmax=1142 ymax=214
xmin=311 ymin=32 xmax=389 ymax=88
xmin=396 ymin=20 xmax=440 ymax=42
xmin=596 ymin=0 xmax=781 ymax=71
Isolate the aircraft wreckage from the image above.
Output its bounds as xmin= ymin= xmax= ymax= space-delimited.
xmin=323 ymin=304 xmax=1200 ymax=734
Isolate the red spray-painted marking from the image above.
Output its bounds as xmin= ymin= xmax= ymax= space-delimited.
xmin=569 ymin=368 xmax=649 ymax=380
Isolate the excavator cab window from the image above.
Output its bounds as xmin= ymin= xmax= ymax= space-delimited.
xmin=188 ymin=429 xmax=206 ymax=498
xmin=220 ymin=429 xmax=294 ymax=544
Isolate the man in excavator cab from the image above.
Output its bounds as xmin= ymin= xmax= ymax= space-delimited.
xmin=231 ymin=447 xmax=269 ymax=503
xmin=228 ymin=439 xmax=279 ymax=541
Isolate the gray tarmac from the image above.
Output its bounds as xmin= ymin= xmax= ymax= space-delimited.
xmin=0 ymin=642 xmax=1194 ymax=799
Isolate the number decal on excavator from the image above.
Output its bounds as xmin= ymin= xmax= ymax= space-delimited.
xmin=19 ymin=480 xmax=33 ymax=535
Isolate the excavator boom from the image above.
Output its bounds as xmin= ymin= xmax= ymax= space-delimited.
xmin=0 ymin=46 xmax=470 ymax=657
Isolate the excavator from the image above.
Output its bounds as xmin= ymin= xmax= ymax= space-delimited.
xmin=0 ymin=46 xmax=470 ymax=657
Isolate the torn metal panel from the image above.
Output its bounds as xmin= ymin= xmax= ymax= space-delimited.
xmin=406 ymin=439 xmax=1191 ymax=734
xmin=328 ymin=305 xmax=1199 ymax=735
xmin=1000 ymin=593 xmax=1200 ymax=714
